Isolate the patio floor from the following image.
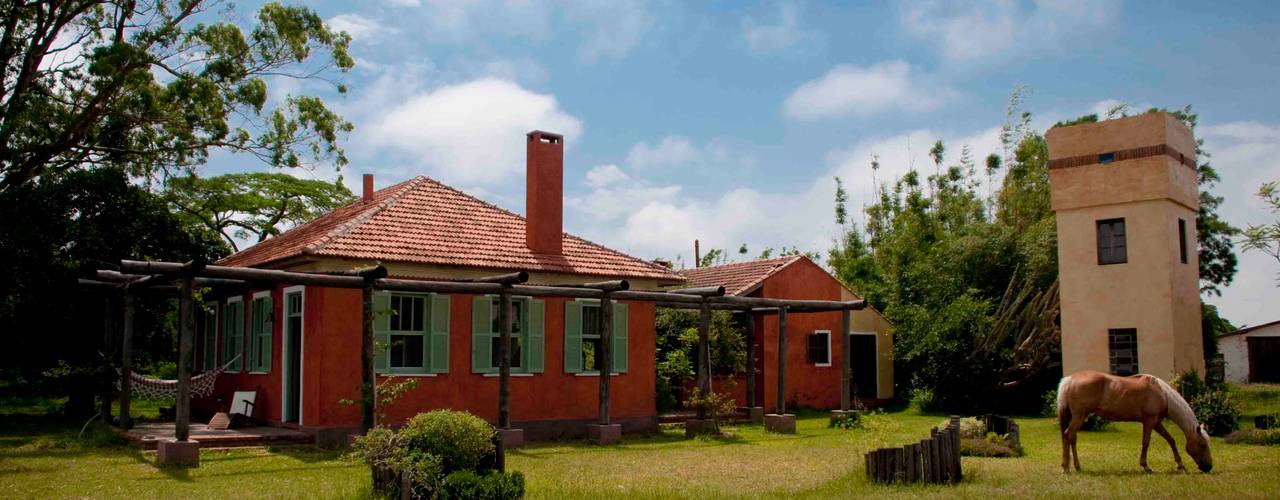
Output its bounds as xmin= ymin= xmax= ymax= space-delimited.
xmin=123 ymin=422 xmax=312 ymax=449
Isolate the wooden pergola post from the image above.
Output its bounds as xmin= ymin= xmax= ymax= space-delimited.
xmin=360 ymin=282 xmax=375 ymax=433
xmin=498 ymin=290 xmax=512 ymax=429
xmin=174 ymin=276 xmax=195 ymax=442
xmin=695 ymin=299 xmax=711 ymax=420
xmin=119 ymin=293 xmax=135 ymax=429
xmin=776 ymin=305 xmax=787 ymax=414
xmin=597 ymin=295 xmax=613 ymax=425
xmin=101 ymin=295 xmax=116 ymax=424
xmin=840 ymin=308 xmax=851 ymax=411
xmin=745 ymin=312 xmax=756 ymax=408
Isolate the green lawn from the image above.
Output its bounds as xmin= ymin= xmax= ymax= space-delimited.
xmin=3 ymin=389 xmax=1280 ymax=499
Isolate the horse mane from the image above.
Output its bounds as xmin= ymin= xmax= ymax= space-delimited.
xmin=1152 ymin=376 xmax=1200 ymax=435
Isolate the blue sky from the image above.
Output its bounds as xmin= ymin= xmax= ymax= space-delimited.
xmin=208 ymin=0 xmax=1280 ymax=326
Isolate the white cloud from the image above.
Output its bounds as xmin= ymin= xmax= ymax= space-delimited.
xmin=368 ymin=78 xmax=584 ymax=185
xmin=783 ymin=60 xmax=955 ymax=120
xmin=585 ymin=164 xmax=630 ymax=188
xmin=567 ymin=0 xmax=655 ymax=61
xmin=327 ymin=14 xmax=396 ymax=42
xmin=898 ymin=0 xmax=1119 ymax=64
xmin=1199 ymin=120 xmax=1280 ymax=327
xmin=625 ymin=136 xmax=698 ymax=169
xmin=743 ymin=3 xmax=809 ymax=53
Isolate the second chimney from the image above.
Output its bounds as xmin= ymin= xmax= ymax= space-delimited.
xmin=363 ymin=174 xmax=375 ymax=202
xmin=526 ymin=130 xmax=564 ymax=255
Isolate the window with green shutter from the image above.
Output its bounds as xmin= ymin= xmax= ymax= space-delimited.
xmin=565 ymin=300 xmax=628 ymax=374
xmin=249 ymin=294 xmax=273 ymax=373
xmin=377 ymin=292 xmax=450 ymax=374
xmin=473 ymin=296 xmax=543 ymax=373
xmin=202 ymin=303 xmax=218 ymax=371
xmin=222 ymin=299 xmax=244 ymax=371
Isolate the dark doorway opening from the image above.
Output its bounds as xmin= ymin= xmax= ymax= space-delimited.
xmin=850 ymin=334 xmax=877 ymax=400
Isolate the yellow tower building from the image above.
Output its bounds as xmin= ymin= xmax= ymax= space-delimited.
xmin=1046 ymin=112 xmax=1204 ymax=381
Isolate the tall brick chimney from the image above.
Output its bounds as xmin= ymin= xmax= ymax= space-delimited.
xmin=362 ymin=174 xmax=374 ymax=202
xmin=526 ymin=130 xmax=564 ymax=255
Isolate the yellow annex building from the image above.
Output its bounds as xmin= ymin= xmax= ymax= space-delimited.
xmin=1047 ymin=112 xmax=1204 ymax=381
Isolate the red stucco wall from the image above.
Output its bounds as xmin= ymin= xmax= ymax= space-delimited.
xmin=203 ymin=287 xmax=658 ymax=429
xmin=756 ymin=258 xmax=847 ymax=412
xmin=196 ymin=286 xmax=286 ymax=423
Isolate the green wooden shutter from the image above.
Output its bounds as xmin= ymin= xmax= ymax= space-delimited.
xmin=261 ymin=295 xmax=273 ymax=372
xmin=203 ymin=304 xmax=217 ymax=370
xmin=247 ymin=300 xmax=259 ymax=370
xmin=612 ymin=302 xmax=629 ymax=373
xmin=564 ymin=301 xmax=583 ymax=373
xmin=471 ymin=296 xmax=494 ymax=373
xmin=429 ymin=294 xmax=450 ymax=373
xmin=527 ymin=300 xmax=545 ymax=373
xmin=374 ymin=292 xmax=390 ymax=372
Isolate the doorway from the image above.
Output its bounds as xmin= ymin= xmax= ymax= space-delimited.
xmin=849 ymin=333 xmax=878 ymax=400
xmin=282 ymin=287 xmax=304 ymax=424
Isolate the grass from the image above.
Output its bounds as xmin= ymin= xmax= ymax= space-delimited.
xmin=2 ymin=388 xmax=1280 ymax=499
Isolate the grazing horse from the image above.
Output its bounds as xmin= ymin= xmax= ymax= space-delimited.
xmin=1057 ymin=370 xmax=1212 ymax=473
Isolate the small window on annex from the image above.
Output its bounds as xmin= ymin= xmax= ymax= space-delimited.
xmin=807 ymin=331 xmax=831 ymax=366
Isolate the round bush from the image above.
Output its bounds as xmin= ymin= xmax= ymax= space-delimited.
xmin=400 ymin=410 xmax=497 ymax=473
xmin=1191 ymin=390 xmax=1241 ymax=437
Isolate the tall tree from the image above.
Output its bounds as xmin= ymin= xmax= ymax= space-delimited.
xmin=0 ymin=1 xmax=354 ymax=192
xmin=1242 ymin=181 xmax=1280 ymax=284
xmin=166 ymin=172 xmax=356 ymax=251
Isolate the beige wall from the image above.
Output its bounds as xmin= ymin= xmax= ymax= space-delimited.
xmin=841 ymin=288 xmax=894 ymax=399
xmin=1050 ymin=112 xmax=1204 ymax=382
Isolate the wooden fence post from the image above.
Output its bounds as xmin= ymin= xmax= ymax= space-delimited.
xmin=776 ymin=306 xmax=788 ymax=414
xmin=696 ymin=299 xmax=711 ymax=419
xmin=175 ymin=277 xmax=195 ymax=442
xmin=840 ymin=309 xmax=851 ymax=411
xmin=498 ymin=291 xmax=512 ymax=429
xmin=598 ymin=295 xmax=612 ymax=425
xmin=745 ymin=312 xmax=756 ymax=408
xmin=360 ymin=283 xmax=375 ymax=433
xmin=119 ymin=293 xmax=135 ymax=429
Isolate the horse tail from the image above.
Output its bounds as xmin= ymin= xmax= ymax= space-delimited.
xmin=1057 ymin=375 xmax=1072 ymax=432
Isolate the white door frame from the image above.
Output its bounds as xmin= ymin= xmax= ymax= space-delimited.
xmin=282 ymin=286 xmax=305 ymax=426
xmin=848 ymin=331 xmax=878 ymax=398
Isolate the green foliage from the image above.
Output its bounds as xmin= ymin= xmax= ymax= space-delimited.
xmin=400 ymin=410 xmax=497 ymax=474
xmin=829 ymin=411 xmax=863 ymax=430
xmin=1042 ymin=390 xmax=1059 ymax=418
xmin=1256 ymin=414 xmax=1279 ymax=430
xmin=686 ymin=384 xmax=738 ymax=421
xmin=1081 ymin=415 xmax=1112 ymax=432
xmin=165 ymin=173 xmax=355 ymax=251
xmin=654 ymin=309 xmax=747 ymax=410
xmin=1224 ymin=428 xmax=1280 ymax=446
xmin=1192 ymin=390 xmax=1243 ymax=437
xmin=909 ymin=387 xmax=937 ymax=413
xmin=1174 ymin=369 xmax=1211 ymax=401
xmin=1051 ymin=114 xmax=1099 ymax=129
xmin=0 ymin=168 xmax=225 ymax=413
xmin=440 ymin=470 xmax=526 ymax=500
xmin=0 ymin=1 xmax=354 ymax=192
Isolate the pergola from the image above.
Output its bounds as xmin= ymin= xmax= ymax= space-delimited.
xmin=83 ymin=258 xmax=865 ymax=464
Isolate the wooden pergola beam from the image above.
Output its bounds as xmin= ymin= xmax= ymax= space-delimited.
xmin=671 ymin=286 xmax=726 ymax=297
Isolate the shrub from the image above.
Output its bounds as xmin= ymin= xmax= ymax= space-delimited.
xmin=1224 ymin=428 xmax=1280 ymax=446
xmin=1042 ymin=390 xmax=1059 ymax=418
xmin=400 ymin=410 xmax=497 ymax=473
xmin=1081 ymin=414 xmax=1111 ymax=432
xmin=1173 ymin=369 xmax=1210 ymax=401
xmin=1256 ymin=413 xmax=1279 ymax=430
xmin=685 ymin=385 xmax=737 ymax=421
xmin=440 ymin=470 xmax=525 ymax=500
xmin=909 ymin=387 xmax=937 ymax=413
xmin=939 ymin=417 xmax=985 ymax=439
xmin=960 ymin=435 xmax=1022 ymax=457
xmin=352 ymin=427 xmax=400 ymax=468
xmin=1191 ymin=390 xmax=1241 ymax=437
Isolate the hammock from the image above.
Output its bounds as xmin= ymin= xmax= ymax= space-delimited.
xmin=116 ymin=355 xmax=240 ymax=400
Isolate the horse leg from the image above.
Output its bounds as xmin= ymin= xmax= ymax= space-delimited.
xmin=1153 ymin=422 xmax=1185 ymax=472
xmin=1068 ymin=415 xmax=1085 ymax=472
xmin=1140 ymin=422 xmax=1154 ymax=473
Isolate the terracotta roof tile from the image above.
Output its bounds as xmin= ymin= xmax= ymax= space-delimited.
xmin=678 ymin=256 xmax=804 ymax=296
xmin=218 ymin=176 xmax=685 ymax=282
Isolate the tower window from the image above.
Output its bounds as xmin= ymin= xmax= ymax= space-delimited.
xmin=1096 ymin=218 xmax=1127 ymax=265
xmin=1178 ymin=218 xmax=1188 ymax=264
xmin=1108 ymin=328 xmax=1139 ymax=376
xmin=1098 ymin=152 xmax=1116 ymax=164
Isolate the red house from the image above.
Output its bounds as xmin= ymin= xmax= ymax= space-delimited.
xmin=680 ymin=256 xmax=894 ymax=410
xmin=194 ymin=131 xmax=686 ymax=439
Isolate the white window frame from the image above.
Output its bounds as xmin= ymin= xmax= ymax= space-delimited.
xmin=849 ymin=331 xmax=879 ymax=398
xmin=485 ymin=294 xmax=533 ymax=373
xmin=281 ymin=286 xmax=305 ymax=426
xmin=574 ymin=298 xmax=623 ymax=375
xmin=225 ymin=296 xmax=244 ymax=372
xmin=386 ymin=292 xmax=431 ymax=374
xmin=811 ymin=329 xmax=832 ymax=367
xmin=248 ymin=290 xmax=273 ymax=374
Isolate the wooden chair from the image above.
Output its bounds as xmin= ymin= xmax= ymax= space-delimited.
xmin=208 ymin=391 xmax=257 ymax=430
